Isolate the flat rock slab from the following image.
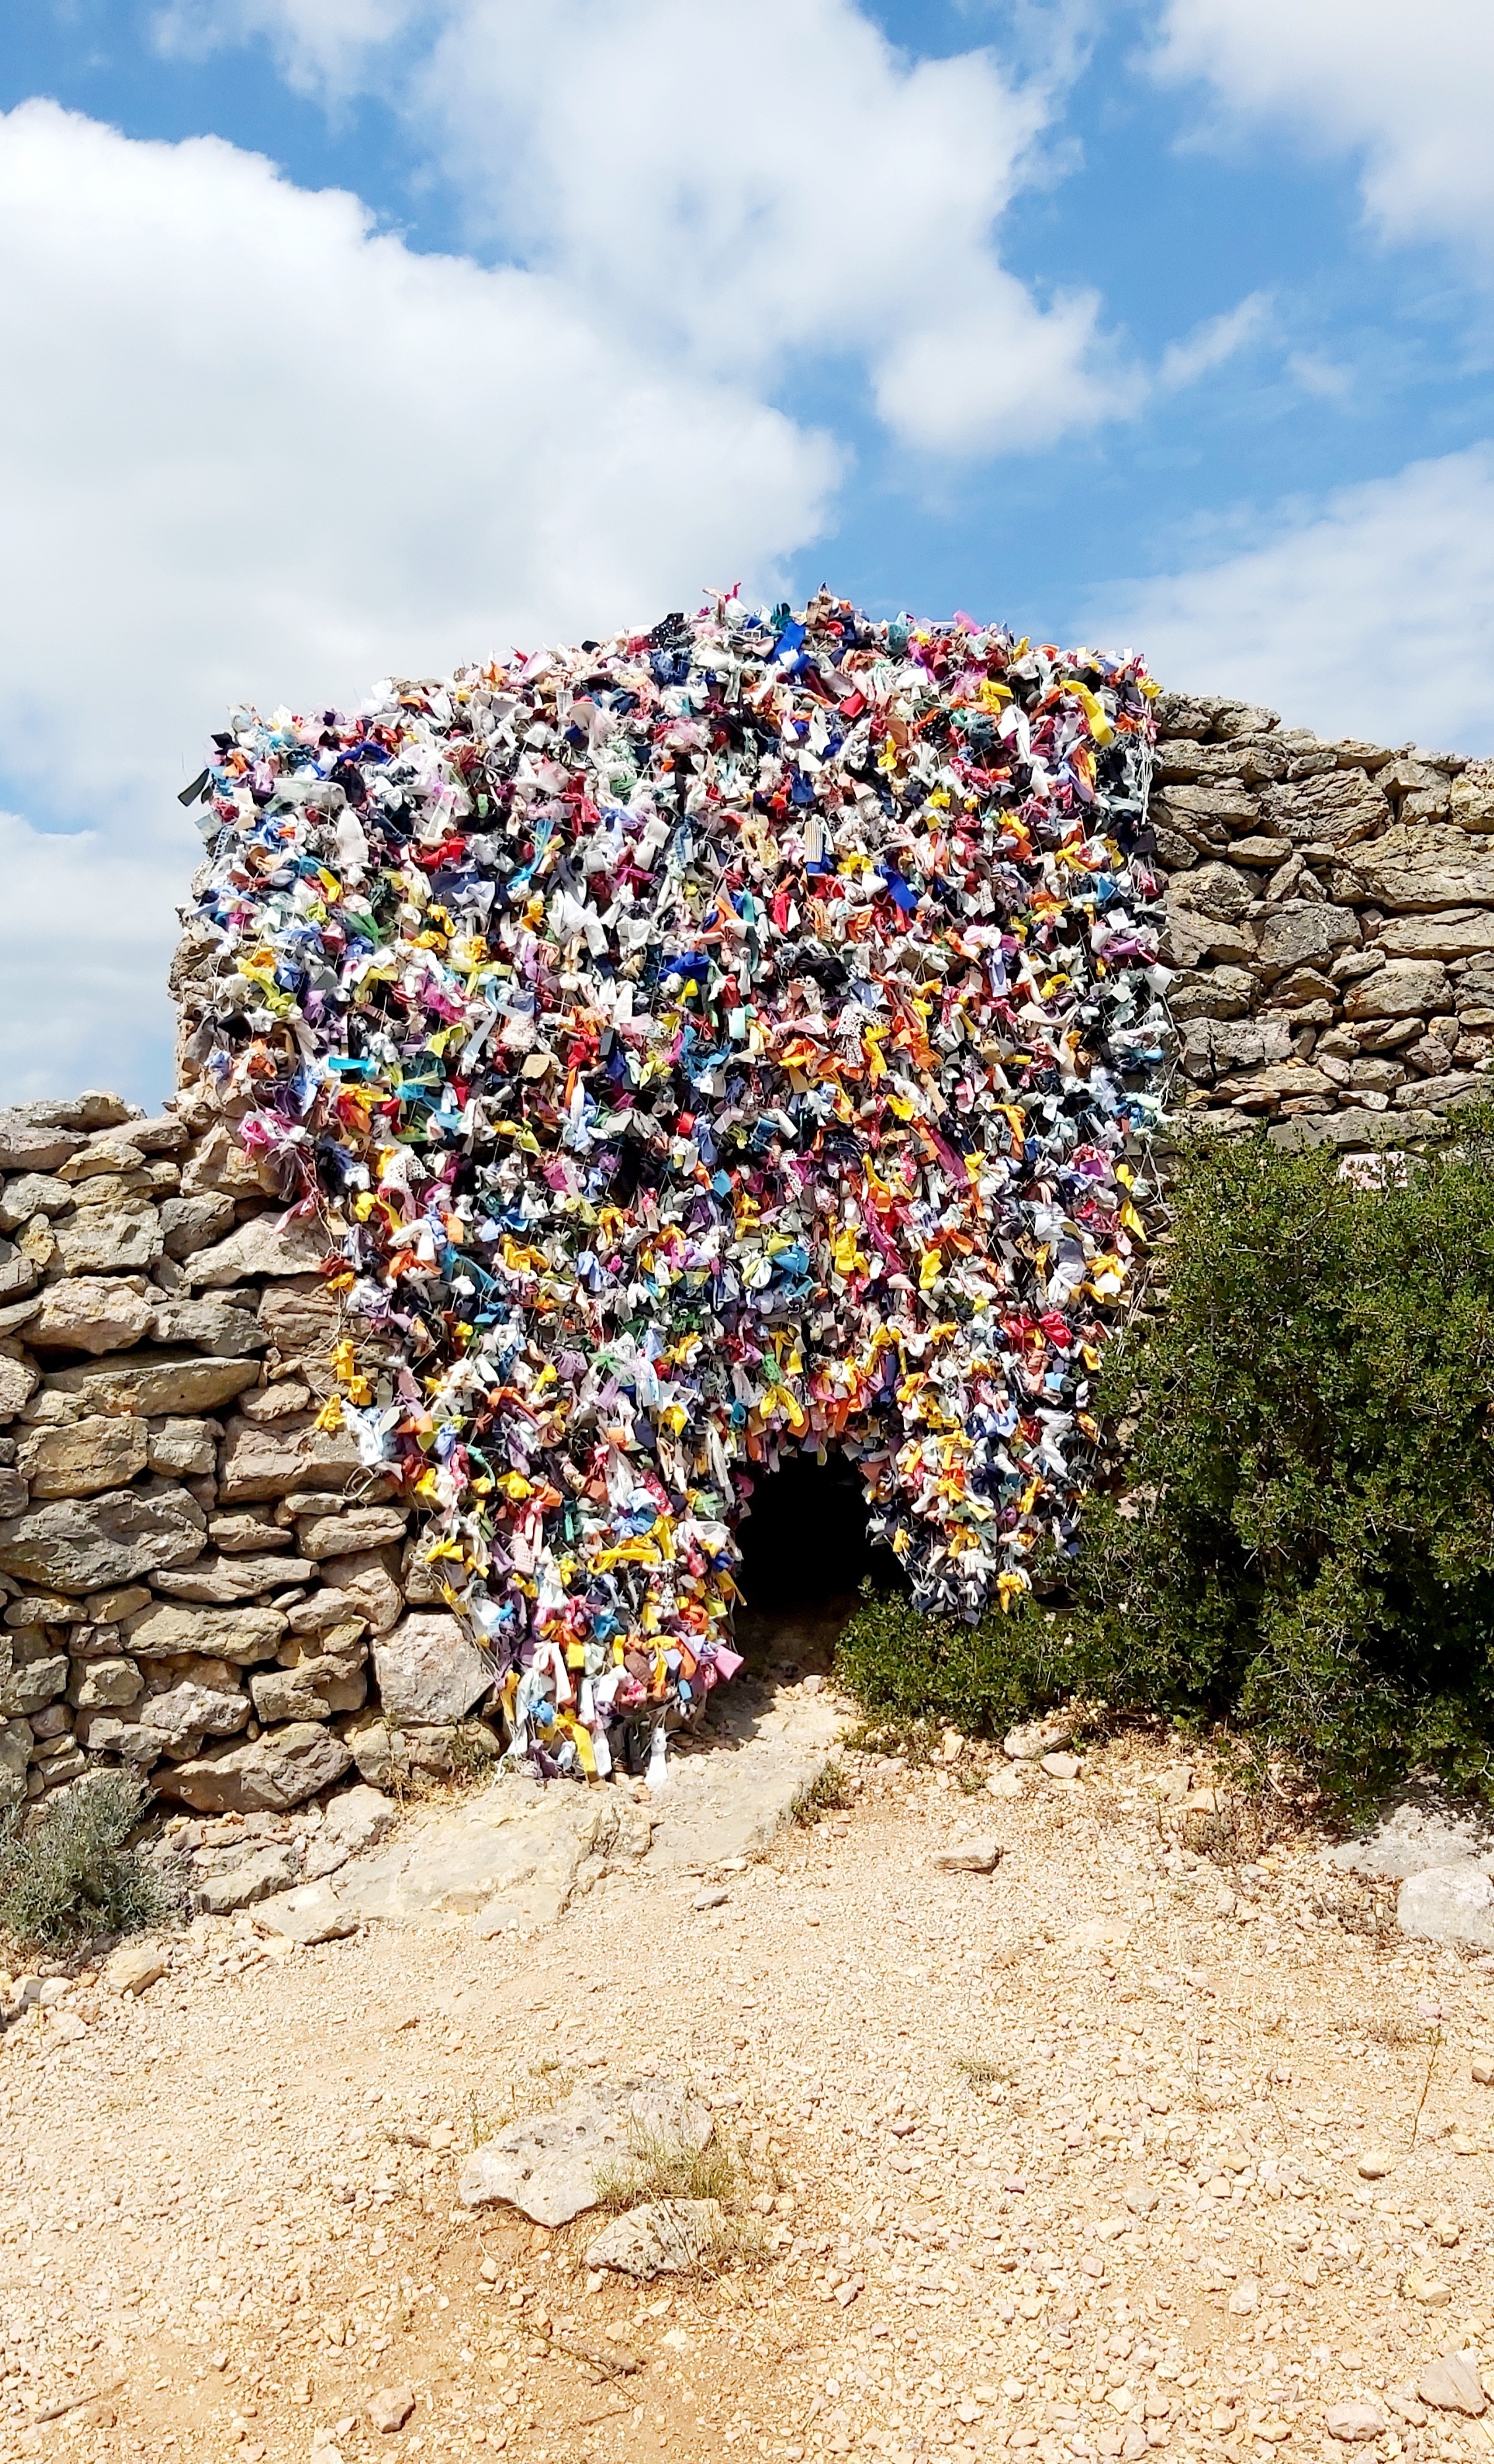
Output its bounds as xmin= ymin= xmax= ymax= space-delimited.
xmin=458 ymin=2079 xmax=713 ymax=2227
xmin=1397 ymin=1859 xmax=1494 ymax=1947
xmin=255 ymin=1878 xmax=360 ymax=1945
xmin=585 ymin=2198 xmax=723 ymax=2278
xmin=332 ymin=1776 xmax=652 ymax=1934
xmin=1419 ymin=2354 xmax=1487 ymax=2417
xmin=1327 ymin=1797 xmax=1494 ymax=1881
xmin=646 ymin=1678 xmax=844 ymax=1872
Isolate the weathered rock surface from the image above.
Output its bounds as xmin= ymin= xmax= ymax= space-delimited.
xmin=149 ymin=1297 xmax=268 ymax=1357
xmin=296 ymin=1507 xmax=409 ymax=1560
xmin=151 ymin=1553 xmax=314 ymax=1604
xmin=646 ymin=1677 xmax=844 ymax=1872
xmin=185 ymin=1214 xmax=333 ymax=1287
xmin=215 ymin=1411 xmax=364 ymax=1502
xmin=26 ymin=1278 xmax=156 ymax=1355
xmin=51 ymin=1202 xmax=163 ymax=1276
xmin=153 ymin=1720 xmax=352 ymax=1812
xmin=0 ymin=1352 xmax=40 ymax=1422
xmin=0 ymin=1487 xmax=206 ymax=1590
xmin=1418 ymin=2355 xmax=1487 ymax=2416
xmin=585 ymin=2199 xmax=725 ymax=2279
xmin=1327 ymin=1799 xmax=1494 ymax=1880
xmin=1344 ymin=824 xmax=1494 ymax=910
xmin=157 ymin=1192 xmax=236 ymax=1258
xmin=45 ymin=1349 xmax=260 ymax=1419
xmin=0 ymin=1115 xmax=87 ymax=1174
xmin=330 ymin=1774 xmax=650 ymax=1932
xmin=1397 ymin=1859 xmax=1494 ymax=1946
xmin=302 ymin=1782 xmax=397 ymax=1880
xmin=124 ymin=1600 xmax=287 ymax=1664
xmin=370 ymin=1612 xmax=489 ymax=1724
xmin=252 ymin=1877 xmax=360 ymax=1943
xmin=458 ymin=2078 xmax=713 ymax=2226
xmin=192 ymin=1841 xmax=300 ymax=1915
xmin=14 ymin=1413 xmax=150 ymax=1498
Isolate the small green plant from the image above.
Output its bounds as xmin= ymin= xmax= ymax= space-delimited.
xmin=790 ymin=1758 xmax=853 ymax=1824
xmin=837 ymin=1586 xmax=1088 ymax=1741
xmin=592 ymin=2125 xmax=739 ymax=2213
xmin=0 ymin=1772 xmax=173 ymax=1949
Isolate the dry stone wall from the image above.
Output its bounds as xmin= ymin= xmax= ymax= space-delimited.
xmin=1153 ymin=693 xmax=1494 ymax=1146
xmin=0 ymin=1092 xmax=491 ymax=1843
xmin=4 ymin=689 xmax=1494 ymax=1848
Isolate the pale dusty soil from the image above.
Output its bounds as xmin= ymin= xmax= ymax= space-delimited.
xmin=4 ymin=1720 xmax=1494 ymax=2464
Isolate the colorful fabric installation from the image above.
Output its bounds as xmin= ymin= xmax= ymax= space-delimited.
xmin=183 ymin=590 xmax=1168 ymax=1778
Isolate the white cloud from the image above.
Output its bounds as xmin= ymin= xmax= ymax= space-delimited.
xmin=0 ymin=813 xmax=179 ymax=1105
xmin=153 ymin=0 xmax=1139 ymax=456
xmin=1157 ymin=291 xmax=1271 ymax=393
xmin=0 ymin=99 xmax=837 ymax=1105
xmin=153 ymin=0 xmax=426 ymax=90
xmin=1086 ymin=443 xmax=1494 ymax=752
xmin=1153 ymin=0 xmax=1494 ymax=273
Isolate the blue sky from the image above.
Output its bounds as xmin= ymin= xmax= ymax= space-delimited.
xmin=3 ymin=0 xmax=1493 ymax=1101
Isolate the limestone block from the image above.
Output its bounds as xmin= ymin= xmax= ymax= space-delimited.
xmin=1259 ymin=771 xmax=1390 ymax=846
xmin=1345 ymin=824 xmax=1494 ymax=911
xmin=0 ymin=1174 xmax=74 ymax=1234
xmin=1450 ymin=761 xmax=1494 ymax=834
xmin=294 ymin=1507 xmax=409 ymax=1560
xmin=148 ymin=1299 xmax=267 ymax=1357
xmin=215 ymin=1410 xmax=364 ymax=1502
xmin=123 ymin=1599 xmax=285 ymax=1664
xmin=24 ymin=1279 xmax=154 ymax=1356
xmin=372 ymin=1612 xmax=489 ymax=1723
xmin=185 ymin=1214 xmax=333 ymax=1288
xmin=138 ymin=1667 xmax=251 ymax=1754
xmin=458 ymin=2079 xmax=712 ymax=2226
xmin=146 ymin=1418 xmax=219 ymax=1478
xmin=67 ymin=1655 xmax=144 ymax=1711
xmin=0 ymin=1487 xmax=206 ymax=1591
xmin=314 ymin=1550 xmax=405 ymax=1635
xmin=157 ymin=1193 xmax=236 ymax=1259
xmin=51 ymin=1202 xmax=163 ymax=1275
xmin=153 ymin=1719 xmax=352 ymax=1812
xmin=257 ymin=1276 xmax=342 ymax=1353
xmin=1374 ymin=910 xmax=1494 ymax=961
xmin=0 ymin=1117 xmax=86 ymax=1173
xmin=151 ymin=1552 xmax=312 ymax=1602
xmin=1167 ymin=862 xmax=1253 ymax=924
xmin=0 ymin=1350 xmax=43 ymax=1426
xmin=1254 ymin=905 xmax=1359 ymax=978
xmin=46 ymin=1349 xmax=258 ymax=1419
xmin=1344 ymin=959 xmax=1451 ymax=1020
xmin=15 ymin=1414 xmax=150 ymax=1498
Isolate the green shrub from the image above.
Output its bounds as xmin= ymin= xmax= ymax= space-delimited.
xmin=838 ymin=1107 xmax=1494 ymax=1812
xmin=837 ymin=1586 xmax=1090 ymax=1741
xmin=0 ymin=1772 xmax=171 ymax=1949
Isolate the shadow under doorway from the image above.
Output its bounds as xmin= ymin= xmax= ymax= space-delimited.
xmin=731 ymin=1448 xmax=908 ymax=1680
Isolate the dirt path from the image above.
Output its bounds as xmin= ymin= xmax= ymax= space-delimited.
xmin=4 ymin=1718 xmax=1494 ymax=2464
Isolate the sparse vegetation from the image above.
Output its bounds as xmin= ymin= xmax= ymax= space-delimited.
xmin=592 ymin=2123 xmax=740 ymax=2214
xmin=790 ymin=1758 xmax=854 ymax=1824
xmin=0 ymin=1772 xmax=173 ymax=1949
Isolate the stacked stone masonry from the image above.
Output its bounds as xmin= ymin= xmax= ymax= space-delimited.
xmin=3 ymin=692 xmax=1493 ymax=1840
xmin=1154 ymin=692 xmax=1494 ymax=1149
xmin=0 ymin=1091 xmax=491 ymax=1842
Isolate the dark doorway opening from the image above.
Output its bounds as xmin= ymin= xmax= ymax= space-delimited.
xmin=732 ymin=1449 xmax=907 ymax=1676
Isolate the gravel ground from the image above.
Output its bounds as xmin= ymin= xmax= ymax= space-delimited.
xmin=3 ymin=1719 xmax=1494 ymax=2464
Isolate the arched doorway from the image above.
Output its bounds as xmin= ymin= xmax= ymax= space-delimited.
xmin=731 ymin=1448 xmax=908 ymax=1677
